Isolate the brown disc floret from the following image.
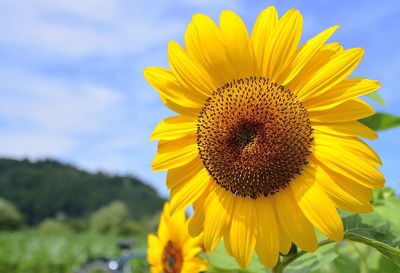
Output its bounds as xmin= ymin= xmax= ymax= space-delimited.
xmin=162 ymin=240 xmax=183 ymax=273
xmin=197 ymin=77 xmax=313 ymax=198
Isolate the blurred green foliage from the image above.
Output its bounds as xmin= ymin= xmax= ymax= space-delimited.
xmin=360 ymin=113 xmax=400 ymax=131
xmin=0 ymin=198 xmax=22 ymax=231
xmin=89 ymin=201 xmax=128 ymax=234
xmin=118 ymin=220 xmax=147 ymax=236
xmin=365 ymin=91 xmax=385 ymax=106
xmin=0 ymin=158 xmax=165 ymax=225
xmin=37 ymin=219 xmax=73 ymax=235
xmin=89 ymin=201 xmax=147 ymax=236
xmin=0 ymin=231 xmax=148 ymax=273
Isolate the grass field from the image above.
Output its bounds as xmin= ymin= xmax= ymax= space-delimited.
xmin=0 ymin=231 xmax=149 ymax=273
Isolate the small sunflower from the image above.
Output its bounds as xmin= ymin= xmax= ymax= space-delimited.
xmin=147 ymin=203 xmax=207 ymax=273
xmin=145 ymin=6 xmax=384 ymax=268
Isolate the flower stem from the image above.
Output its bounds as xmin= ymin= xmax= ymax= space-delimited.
xmin=273 ymin=239 xmax=334 ymax=273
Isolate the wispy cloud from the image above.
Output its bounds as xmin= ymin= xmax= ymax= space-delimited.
xmin=0 ymin=67 xmax=123 ymax=156
xmin=0 ymin=0 xmax=185 ymax=59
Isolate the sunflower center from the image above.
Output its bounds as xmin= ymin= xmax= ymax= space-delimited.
xmin=162 ymin=240 xmax=183 ymax=273
xmin=230 ymin=121 xmax=261 ymax=149
xmin=197 ymin=77 xmax=313 ymax=199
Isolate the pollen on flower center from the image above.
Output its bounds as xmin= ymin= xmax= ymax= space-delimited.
xmin=162 ymin=240 xmax=183 ymax=273
xmin=197 ymin=76 xmax=313 ymax=199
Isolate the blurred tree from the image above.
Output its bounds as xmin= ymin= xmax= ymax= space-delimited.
xmin=0 ymin=198 xmax=22 ymax=231
xmin=0 ymin=158 xmax=164 ymax=225
xmin=89 ymin=200 xmax=128 ymax=234
xmin=37 ymin=218 xmax=73 ymax=235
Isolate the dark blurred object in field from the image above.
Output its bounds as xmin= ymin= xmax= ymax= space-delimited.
xmin=76 ymin=239 xmax=145 ymax=273
xmin=0 ymin=158 xmax=164 ymax=226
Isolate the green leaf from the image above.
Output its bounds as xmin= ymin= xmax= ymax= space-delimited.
xmin=365 ymin=91 xmax=385 ymax=106
xmin=206 ymin=243 xmax=268 ymax=273
xmin=372 ymin=187 xmax=398 ymax=206
xmin=288 ymin=190 xmax=400 ymax=273
xmin=359 ymin=113 xmax=400 ymax=131
xmin=284 ymin=244 xmax=338 ymax=273
xmin=374 ymin=254 xmax=400 ymax=273
xmin=330 ymin=255 xmax=360 ymax=273
xmin=342 ymin=214 xmax=400 ymax=266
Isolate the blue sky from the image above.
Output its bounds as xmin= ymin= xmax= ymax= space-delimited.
xmin=0 ymin=0 xmax=399 ymax=197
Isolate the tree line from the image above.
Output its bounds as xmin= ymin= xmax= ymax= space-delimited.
xmin=0 ymin=158 xmax=164 ymax=225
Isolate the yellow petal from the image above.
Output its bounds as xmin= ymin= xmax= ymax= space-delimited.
xmin=185 ymin=14 xmax=234 ymax=86
xmin=188 ymin=189 xmax=209 ymax=237
xmin=278 ymin=223 xmax=292 ymax=255
xmin=158 ymin=139 xmax=189 ymax=159
xmin=317 ymin=170 xmax=372 ymax=213
xmin=251 ymin=6 xmax=278 ymax=75
xmin=282 ymin=25 xmax=339 ymax=85
xmin=157 ymin=204 xmax=170 ymax=244
xmin=255 ymin=197 xmax=279 ymax=268
xmin=182 ymin=239 xmax=202 ymax=258
xmin=264 ymin=9 xmax=303 ymax=81
xmin=144 ymin=67 xmax=204 ymax=109
xmin=166 ymin=156 xmax=203 ymax=189
xmin=169 ymin=167 xmax=210 ymax=213
xmin=181 ymin=259 xmax=208 ymax=273
xmin=312 ymin=144 xmax=385 ymax=189
xmin=188 ymin=213 xmax=204 ymax=238
xmin=309 ymin=98 xmax=375 ymax=123
xmin=203 ymin=187 xmax=234 ymax=252
xmin=297 ymin=48 xmax=364 ymax=100
xmin=323 ymin=169 xmax=373 ymax=205
xmin=220 ymin=10 xmax=256 ymax=78
xmin=313 ymin=149 xmax=385 ymax=189
xmin=165 ymin=204 xmax=187 ymax=245
xmin=152 ymin=137 xmax=198 ymax=171
xmin=315 ymin=165 xmax=373 ymax=213
xmin=224 ymin=233 xmax=233 ymax=256
xmin=271 ymin=187 xmax=318 ymax=252
xmin=151 ymin=115 xmax=197 ymax=141
xmin=313 ymin=121 xmax=378 ymax=140
xmin=226 ymin=197 xmax=257 ymax=269
xmin=305 ymin=78 xmax=381 ymax=110
xmin=291 ymin=168 xmax=344 ymax=241
xmin=168 ymin=41 xmax=214 ymax=97
xmin=313 ymin=132 xmax=381 ymax=166
xmin=150 ymin=265 xmax=163 ymax=273
xmin=159 ymin=95 xmax=199 ymax=116
xmin=287 ymin=42 xmax=342 ymax=95
xmin=147 ymin=234 xmax=162 ymax=265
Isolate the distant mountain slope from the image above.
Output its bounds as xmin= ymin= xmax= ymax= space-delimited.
xmin=0 ymin=158 xmax=164 ymax=225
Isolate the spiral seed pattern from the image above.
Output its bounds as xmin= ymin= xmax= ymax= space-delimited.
xmin=197 ymin=77 xmax=313 ymax=198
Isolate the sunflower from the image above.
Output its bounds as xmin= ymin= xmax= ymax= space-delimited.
xmin=147 ymin=203 xmax=207 ymax=273
xmin=145 ymin=6 xmax=384 ymax=268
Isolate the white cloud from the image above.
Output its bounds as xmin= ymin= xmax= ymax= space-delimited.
xmin=177 ymin=0 xmax=243 ymax=14
xmin=0 ymin=132 xmax=75 ymax=157
xmin=0 ymin=0 xmax=185 ymax=58
xmin=0 ymin=68 xmax=124 ymax=158
xmin=0 ymin=68 xmax=122 ymax=134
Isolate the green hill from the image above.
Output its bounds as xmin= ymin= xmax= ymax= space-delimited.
xmin=0 ymin=158 xmax=164 ymax=225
